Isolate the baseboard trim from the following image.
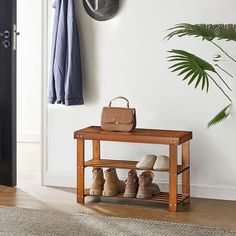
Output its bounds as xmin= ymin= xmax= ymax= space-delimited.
xmin=189 ymin=182 xmax=236 ymax=201
xmin=17 ymin=134 xmax=41 ymax=143
xmin=44 ymin=173 xmax=76 ymax=188
xmin=44 ymin=173 xmax=236 ymax=201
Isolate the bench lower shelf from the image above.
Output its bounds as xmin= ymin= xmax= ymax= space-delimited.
xmin=85 ymin=188 xmax=189 ymax=204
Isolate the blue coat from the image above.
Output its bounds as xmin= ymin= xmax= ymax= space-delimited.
xmin=48 ymin=0 xmax=84 ymax=105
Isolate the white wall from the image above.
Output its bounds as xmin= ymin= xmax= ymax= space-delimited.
xmin=17 ymin=0 xmax=41 ymax=142
xmin=45 ymin=0 xmax=236 ymax=200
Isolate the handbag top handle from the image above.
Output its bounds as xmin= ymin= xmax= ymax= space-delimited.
xmin=109 ymin=96 xmax=130 ymax=108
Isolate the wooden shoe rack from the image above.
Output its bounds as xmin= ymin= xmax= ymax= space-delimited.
xmin=74 ymin=126 xmax=192 ymax=212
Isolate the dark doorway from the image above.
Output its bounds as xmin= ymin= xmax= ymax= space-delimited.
xmin=0 ymin=0 xmax=17 ymax=186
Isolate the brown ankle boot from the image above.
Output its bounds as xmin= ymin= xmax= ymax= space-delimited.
xmin=124 ymin=169 xmax=139 ymax=198
xmin=89 ymin=168 xmax=105 ymax=196
xmin=102 ymin=168 xmax=125 ymax=196
xmin=136 ymin=171 xmax=160 ymax=199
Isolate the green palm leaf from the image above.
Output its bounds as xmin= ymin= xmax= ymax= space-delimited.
xmin=168 ymin=49 xmax=216 ymax=92
xmin=165 ymin=23 xmax=236 ymax=41
xmin=208 ymin=104 xmax=232 ymax=127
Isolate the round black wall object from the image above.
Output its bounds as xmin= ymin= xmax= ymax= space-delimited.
xmin=83 ymin=0 xmax=119 ymax=21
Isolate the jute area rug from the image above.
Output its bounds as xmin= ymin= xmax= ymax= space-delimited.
xmin=0 ymin=206 xmax=235 ymax=236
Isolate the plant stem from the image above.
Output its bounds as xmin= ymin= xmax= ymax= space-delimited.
xmin=215 ymin=64 xmax=233 ymax=78
xmin=206 ymin=73 xmax=232 ymax=102
xmin=215 ymin=71 xmax=232 ymax=91
xmin=211 ymin=41 xmax=236 ymax=63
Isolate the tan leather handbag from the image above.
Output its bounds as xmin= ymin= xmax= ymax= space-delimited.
xmin=101 ymin=97 xmax=136 ymax=132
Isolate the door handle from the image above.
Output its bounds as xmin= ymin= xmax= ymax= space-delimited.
xmin=0 ymin=26 xmax=19 ymax=50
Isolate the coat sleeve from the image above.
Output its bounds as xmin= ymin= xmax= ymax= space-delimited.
xmin=63 ymin=0 xmax=84 ymax=105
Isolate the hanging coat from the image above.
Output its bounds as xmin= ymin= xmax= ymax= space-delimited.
xmin=48 ymin=0 xmax=84 ymax=105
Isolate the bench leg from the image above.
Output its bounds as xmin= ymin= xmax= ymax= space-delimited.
xmin=93 ymin=140 xmax=100 ymax=160
xmin=77 ymin=139 xmax=84 ymax=204
xmin=169 ymin=144 xmax=178 ymax=212
xmin=182 ymin=141 xmax=190 ymax=204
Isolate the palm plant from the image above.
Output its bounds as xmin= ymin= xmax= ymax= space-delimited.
xmin=165 ymin=23 xmax=235 ymax=127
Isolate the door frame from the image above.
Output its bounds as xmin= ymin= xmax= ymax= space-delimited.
xmin=41 ymin=0 xmax=48 ymax=186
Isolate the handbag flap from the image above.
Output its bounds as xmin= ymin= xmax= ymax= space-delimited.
xmin=102 ymin=107 xmax=135 ymax=124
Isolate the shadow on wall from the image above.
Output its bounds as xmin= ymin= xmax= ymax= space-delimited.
xmin=119 ymin=0 xmax=127 ymax=12
xmin=75 ymin=1 xmax=99 ymax=104
xmin=75 ymin=0 xmax=127 ymax=104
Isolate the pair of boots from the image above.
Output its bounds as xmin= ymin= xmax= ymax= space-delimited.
xmin=90 ymin=168 xmax=160 ymax=199
xmin=124 ymin=169 xmax=160 ymax=199
xmin=89 ymin=168 xmax=125 ymax=196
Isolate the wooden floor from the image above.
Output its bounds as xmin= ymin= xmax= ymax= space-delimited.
xmin=0 ymin=143 xmax=236 ymax=230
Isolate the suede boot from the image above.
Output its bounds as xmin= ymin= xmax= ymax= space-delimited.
xmin=103 ymin=168 xmax=125 ymax=196
xmin=136 ymin=171 xmax=160 ymax=199
xmin=89 ymin=168 xmax=105 ymax=196
xmin=124 ymin=169 xmax=139 ymax=198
